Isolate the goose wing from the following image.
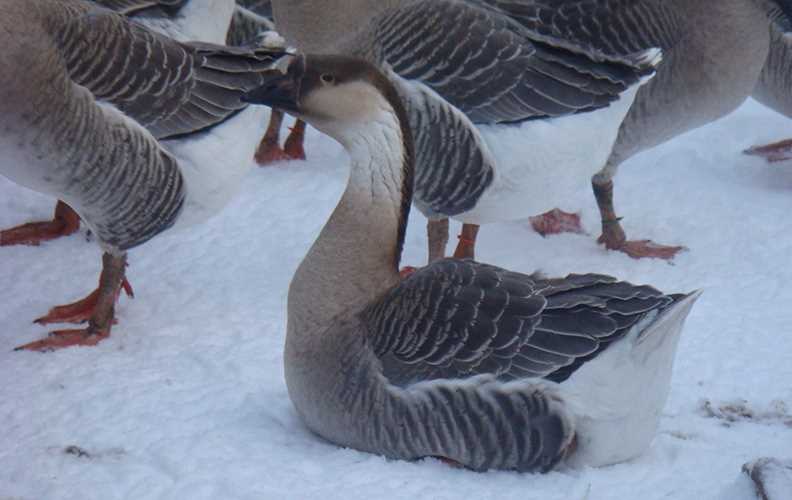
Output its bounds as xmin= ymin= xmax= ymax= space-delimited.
xmin=60 ymin=7 xmax=286 ymax=139
xmin=364 ymin=0 xmax=660 ymax=124
xmin=364 ymin=259 xmax=678 ymax=388
xmin=391 ymin=75 xmax=495 ymax=218
xmin=467 ymin=0 xmax=681 ymax=55
xmin=227 ymin=5 xmax=276 ymax=47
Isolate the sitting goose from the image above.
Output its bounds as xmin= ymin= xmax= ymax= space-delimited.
xmin=0 ymin=0 xmax=237 ymax=248
xmin=746 ymin=2 xmax=792 ymax=162
xmin=272 ymin=0 xmax=772 ymax=262
xmin=0 ymin=0 xmax=287 ymax=350
xmin=246 ymin=53 xmax=700 ymax=471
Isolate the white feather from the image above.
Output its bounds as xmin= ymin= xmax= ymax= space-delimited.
xmin=458 ymin=84 xmax=642 ymax=224
xmin=562 ymin=291 xmax=702 ymax=467
xmin=164 ymin=106 xmax=270 ymax=229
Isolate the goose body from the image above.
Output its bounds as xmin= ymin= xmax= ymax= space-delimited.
xmin=246 ymin=54 xmax=700 ymax=472
xmin=112 ymin=0 xmax=279 ymax=228
xmin=272 ymin=0 xmax=773 ymax=261
xmin=273 ymin=0 xmax=658 ymax=222
xmin=0 ymin=0 xmax=286 ymax=349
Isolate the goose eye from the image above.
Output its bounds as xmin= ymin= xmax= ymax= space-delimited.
xmin=320 ymin=73 xmax=335 ymax=84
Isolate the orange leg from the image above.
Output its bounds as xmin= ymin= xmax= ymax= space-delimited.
xmin=744 ymin=138 xmax=792 ymax=163
xmin=0 ymin=200 xmax=80 ymax=247
xmin=255 ymin=112 xmax=308 ymax=165
xmin=255 ymin=109 xmax=290 ymax=165
xmin=17 ymin=252 xmax=130 ymax=352
xmin=593 ymin=177 xmax=685 ymax=260
xmin=34 ymin=277 xmax=133 ymax=326
xmin=452 ymin=224 xmax=479 ymax=260
xmin=283 ymin=119 xmax=307 ymax=160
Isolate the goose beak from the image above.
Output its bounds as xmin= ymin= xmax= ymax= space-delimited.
xmin=244 ymin=53 xmax=306 ymax=114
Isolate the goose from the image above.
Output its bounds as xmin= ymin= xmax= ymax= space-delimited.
xmin=745 ymin=2 xmax=792 ymax=162
xmin=0 ymin=0 xmax=237 ymax=248
xmin=245 ymin=53 xmax=701 ymax=472
xmin=270 ymin=0 xmax=772 ymax=262
xmin=0 ymin=0 xmax=288 ymax=350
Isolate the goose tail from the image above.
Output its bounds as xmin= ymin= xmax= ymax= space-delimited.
xmin=634 ymin=289 xmax=701 ymax=356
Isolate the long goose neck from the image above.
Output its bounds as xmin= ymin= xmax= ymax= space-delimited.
xmin=289 ymin=96 xmax=414 ymax=332
xmin=271 ymin=0 xmax=400 ymax=53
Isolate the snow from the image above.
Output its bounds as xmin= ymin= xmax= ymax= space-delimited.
xmin=1 ymin=100 xmax=792 ymax=500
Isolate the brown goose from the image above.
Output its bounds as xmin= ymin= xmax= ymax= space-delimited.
xmin=0 ymin=0 xmax=287 ymax=350
xmin=245 ymin=53 xmax=700 ymax=472
xmin=270 ymin=0 xmax=772 ymax=262
xmin=0 ymin=0 xmax=237 ymax=248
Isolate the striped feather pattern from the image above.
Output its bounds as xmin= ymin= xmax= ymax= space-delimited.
xmin=365 ymin=260 xmax=677 ymax=386
xmin=392 ymin=77 xmax=495 ymax=217
xmin=367 ymin=0 xmax=661 ymax=124
xmin=2 ymin=0 xmax=287 ymax=251
xmin=469 ymin=0 xmax=681 ymax=60
xmin=57 ymin=8 xmax=282 ymax=139
xmin=297 ymin=316 xmax=571 ymax=472
xmin=312 ymin=263 xmax=684 ymax=472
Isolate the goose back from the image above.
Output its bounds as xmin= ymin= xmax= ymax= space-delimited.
xmin=286 ymin=259 xmax=698 ymax=472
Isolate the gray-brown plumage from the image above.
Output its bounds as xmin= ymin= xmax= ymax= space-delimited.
xmin=0 ymin=0 xmax=287 ymax=350
xmin=272 ymin=0 xmax=775 ymax=262
xmin=246 ymin=53 xmax=700 ymax=472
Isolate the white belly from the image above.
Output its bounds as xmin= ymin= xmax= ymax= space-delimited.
xmin=456 ymin=86 xmax=640 ymax=225
xmin=165 ymin=106 xmax=270 ymax=230
xmin=562 ymin=292 xmax=699 ymax=467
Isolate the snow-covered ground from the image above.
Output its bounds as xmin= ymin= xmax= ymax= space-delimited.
xmin=1 ymin=100 xmax=791 ymax=500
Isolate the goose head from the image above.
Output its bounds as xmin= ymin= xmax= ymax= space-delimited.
xmin=246 ymin=53 xmax=415 ymax=270
xmin=244 ymin=54 xmax=413 ymax=152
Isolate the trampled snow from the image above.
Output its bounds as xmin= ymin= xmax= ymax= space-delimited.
xmin=1 ymin=100 xmax=791 ymax=500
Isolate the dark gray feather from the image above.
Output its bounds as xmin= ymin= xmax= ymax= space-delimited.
xmin=365 ymin=260 xmax=680 ymax=387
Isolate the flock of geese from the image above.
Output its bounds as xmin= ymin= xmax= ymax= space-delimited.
xmin=1 ymin=0 xmax=790 ymax=476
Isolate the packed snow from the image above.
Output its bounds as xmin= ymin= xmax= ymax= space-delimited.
xmin=1 ymin=99 xmax=791 ymax=500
